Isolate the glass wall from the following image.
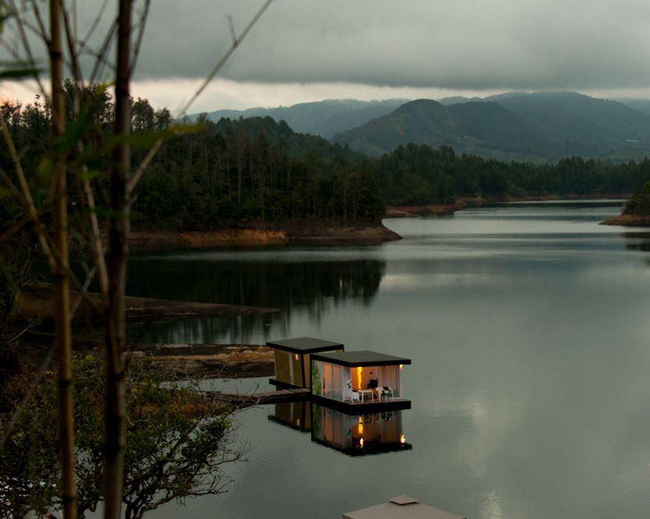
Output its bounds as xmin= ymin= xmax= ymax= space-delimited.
xmin=346 ymin=364 xmax=402 ymax=399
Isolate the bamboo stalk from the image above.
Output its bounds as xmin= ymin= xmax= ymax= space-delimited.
xmin=103 ymin=1 xmax=132 ymax=517
xmin=49 ymin=0 xmax=78 ymax=517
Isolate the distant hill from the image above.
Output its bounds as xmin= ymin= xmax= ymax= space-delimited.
xmin=334 ymin=92 xmax=650 ymax=161
xmin=195 ymin=99 xmax=406 ymax=139
xmin=488 ymin=92 xmax=650 ymax=158
xmin=615 ymin=98 xmax=650 ymax=117
xmin=333 ymin=99 xmax=550 ymax=160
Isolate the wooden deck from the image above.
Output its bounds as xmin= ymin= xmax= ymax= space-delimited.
xmin=214 ymin=387 xmax=310 ymax=408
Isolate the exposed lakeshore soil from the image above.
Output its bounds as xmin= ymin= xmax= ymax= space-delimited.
xmin=386 ymin=194 xmax=628 ymax=218
xmin=17 ymin=284 xmax=278 ymax=327
xmin=129 ymin=223 xmax=401 ymax=250
xmin=601 ymin=214 xmax=650 ymax=227
xmin=132 ymin=343 xmax=274 ymax=379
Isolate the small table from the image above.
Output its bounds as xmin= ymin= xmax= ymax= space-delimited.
xmin=358 ymin=389 xmax=374 ymax=403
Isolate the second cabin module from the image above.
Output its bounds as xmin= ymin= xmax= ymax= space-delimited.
xmin=268 ymin=337 xmax=344 ymax=389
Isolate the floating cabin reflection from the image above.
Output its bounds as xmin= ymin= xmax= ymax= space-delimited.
xmin=267 ymin=401 xmax=412 ymax=456
xmin=311 ymin=404 xmax=412 ymax=456
xmin=267 ymin=338 xmax=413 ymax=456
xmin=268 ymin=401 xmax=312 ymax=432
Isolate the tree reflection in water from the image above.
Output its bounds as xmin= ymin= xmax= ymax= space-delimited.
xmin=127 ymin=258 xmax=386 ymax=344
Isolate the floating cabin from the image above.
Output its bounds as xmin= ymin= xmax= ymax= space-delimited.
xmin=268 ymin=337 xmax=344 ymax=390
xmin=311 ymin=350 xmax=411 ymax=412
xmin=343 ymin=496 xmax=466 ymax=519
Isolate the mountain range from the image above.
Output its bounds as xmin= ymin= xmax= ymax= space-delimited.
xmin=195 ymin=92 xmax=650 ymax=162
xmin=199 ymin=99 xmax=405 ymax=139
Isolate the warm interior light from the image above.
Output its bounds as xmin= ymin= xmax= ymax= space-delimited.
xmin=294 ymin=354 xmax=299 ymax=361
xmin=358 ymin=423 xmax=363 ymax=435
xmin=296 ymin=419 xmax=300 ymax=426
xmin=357 ymin=366 xmax=363 ymax=389
xmin=360 ymin=438 xmax=364 ymax=448
xmin=400 ymin=434 xmax=406 ymax=444
xmin=399 ymin=364 xmax=403 ymax=370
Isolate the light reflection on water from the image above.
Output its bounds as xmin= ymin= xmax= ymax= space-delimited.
xmin=128 ymin=201 xmax=650 ymax=519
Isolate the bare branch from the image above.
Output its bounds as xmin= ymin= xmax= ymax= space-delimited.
xmin=79 ymin=0 xmax=110 ymax=55
xmin=227 ymin=15 xmax=236 ymax=46
xmin=89 ymin=15 xmax=118 ymax=84
xmin=61 ymin=0 xmax=84 ymax=89
xmin=129 ymin=0 xmax=151 ymax=77
xmin=6 ymin=0 xmax=51 ymax=114
xmin=0 ymin=118 xmax=56 ymax=270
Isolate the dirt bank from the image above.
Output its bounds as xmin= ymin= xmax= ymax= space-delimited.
xmin=385 ymin=203 xmax=466 ymax=218
xmin=386 ymin=194 xmax=628 ymax=218
xmin=286 ymin=224 xmax=401 ymax=243
xmin=17 ymin=284 xmax=278 ymax=326
xmin=601 ymin=214 xmax=650 ymax=227
xmin=130 ymin=223 xmax=401 ymax=250
xmin=133 ymin=343 xmax=274 ymax=379
xmin=130 ymin=229 xmax=290 ymax=250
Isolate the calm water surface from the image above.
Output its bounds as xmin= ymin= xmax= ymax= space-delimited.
xmin=128 ymin=200 xmax=650 ymax=519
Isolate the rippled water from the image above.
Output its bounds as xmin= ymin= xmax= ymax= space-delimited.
xmin=127 ymin=200 xmax=650 ymax=519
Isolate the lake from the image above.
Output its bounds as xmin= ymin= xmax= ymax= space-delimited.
xmin=127 ymin=200 xmax=650 ymax=519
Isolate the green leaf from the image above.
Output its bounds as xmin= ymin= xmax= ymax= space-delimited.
xmin=0 ymin=3 xmax=15 ymax=33
xmin=79 ymin=169 xmax=101 ymax=181
xmin=38 ymin=157 xmax=54 ymax=181
xmin=54 ymin=109 xmax=93 ymax=152
xmin=105 ymin=123 xmax=206 ymax=150
xmin=0 ymin=67 xmax=40 ymax=80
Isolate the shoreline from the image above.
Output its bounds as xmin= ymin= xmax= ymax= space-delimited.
xmin=386 ymin=194 xmax=628 ymax=218
xmin=132 ymin=343 xmax=274 ymax=379
xmin=17 ymin=284 xmax=278 ymax=328
xmin=601 ymin=213 xmax=650 ymax=227
xmin=129 ymin=223 xmax=401 ymax=251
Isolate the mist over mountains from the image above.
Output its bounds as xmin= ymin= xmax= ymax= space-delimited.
xmin=196 ymin=92 xmax=650 ymax=163
xmin=200 ymin=99 xmax=406 ymax=139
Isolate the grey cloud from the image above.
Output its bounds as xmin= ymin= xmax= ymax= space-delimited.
xmin=40 ymin=0 xmax=650 ymax=90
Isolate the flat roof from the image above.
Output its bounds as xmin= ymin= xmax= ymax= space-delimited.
xmin=343 ymin=496 xmax=466 ymax=519
xmin=312 ymin=350 xmax=411 ymax=367
xmin=266 ymin=337 xmax=344 ymax=354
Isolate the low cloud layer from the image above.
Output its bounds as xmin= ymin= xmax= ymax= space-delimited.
xmin=119 ymin=0 xmax=650 ymax=90
xmin=6 ymin=1 xmax=650 ymax=111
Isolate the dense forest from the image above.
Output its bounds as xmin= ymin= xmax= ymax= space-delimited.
xmin=3 ymin=89 xmax=650 ymax=235
xmin=372 ymin=143 xmax=650 ymax=205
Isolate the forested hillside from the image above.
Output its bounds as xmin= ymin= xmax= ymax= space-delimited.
xmin=372 ymin=144 xmax=650 ymax=205
xmin=4 ymin=90 xmax=650 ymax=236
xmin=334 ymin=99 xmax=550 ymax=160
xmin=334 ymin=92 xmax=650 ymax=160
xmin=199 ymin=99 xmax=406 ymax=139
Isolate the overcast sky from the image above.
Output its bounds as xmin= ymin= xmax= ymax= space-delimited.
xmin=5 ymin=0 xmax=650 ymax=111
